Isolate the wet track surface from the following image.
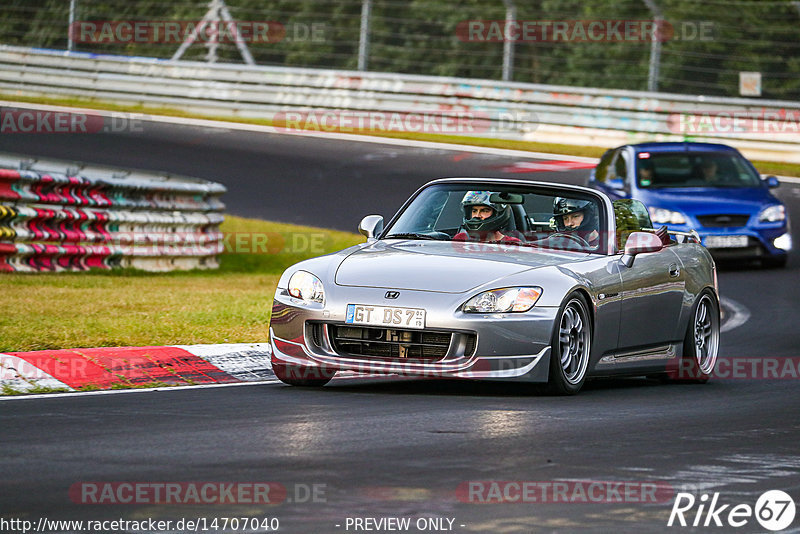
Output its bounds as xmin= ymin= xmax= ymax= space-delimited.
xmin=1 ymin=118 xmax=800 ymax=533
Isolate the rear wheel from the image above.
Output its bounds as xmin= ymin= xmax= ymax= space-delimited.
xmin=668 ymin=291 xmax=719 ymax=383
xmin=544 ymin=294 xmax=592 ymax=395
xmin=272 ymin=363 xmax=335 ymax=387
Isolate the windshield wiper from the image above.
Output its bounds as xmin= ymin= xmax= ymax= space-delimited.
xmin=383 ymin=232 xmax=441 ymax=240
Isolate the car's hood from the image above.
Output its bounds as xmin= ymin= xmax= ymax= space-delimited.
xmin=334 ymin=240 xmax=590 ymax=293
xmin=638 ymin=187 xmax=774 ymax=215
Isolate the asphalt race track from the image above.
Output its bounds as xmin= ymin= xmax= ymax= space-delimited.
xmin=1 ymin=116 xmax=800 ymax=533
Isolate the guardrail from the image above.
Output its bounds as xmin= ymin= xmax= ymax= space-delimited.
xmin=0 ymin=45 xmax=798 ymax=163
xmin=0 ymin=153 xmax=226 ymax=272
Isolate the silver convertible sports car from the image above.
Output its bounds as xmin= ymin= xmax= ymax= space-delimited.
xmin=269 ymin=178 xmax=720 ymax=394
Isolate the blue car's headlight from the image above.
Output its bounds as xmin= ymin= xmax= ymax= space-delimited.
xmin=649 ymin=207 xmax=687 ymax=225
xmin=774 ymin=234 xmax=792 ymax=251
xmin=758 ymin=204 xmax=786 ymax=223
xmin=463 ymin=287 xmax=542 ymax=313
xmin=288 ymin=271 xmax=325 ymax=304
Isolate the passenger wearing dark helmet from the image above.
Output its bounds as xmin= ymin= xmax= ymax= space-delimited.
xmin=553 ymin=197 xmax=599 ymax=246
xmin=453 ymin=191 xmax=521 ymax=243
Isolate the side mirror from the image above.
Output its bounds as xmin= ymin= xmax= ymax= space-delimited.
xmin=765 ymin=176 xmax=780 ymax=189
xmin=358 ymin=215 xmax=383 ymax=239
xmin=621 ymin=231 xmax=663 ymax=268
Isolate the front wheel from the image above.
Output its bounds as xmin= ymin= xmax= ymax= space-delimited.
xmin=272 ymin=363 xmax=335 ymax=387
xmin=544 ymin=294 xmax=592 ymax=395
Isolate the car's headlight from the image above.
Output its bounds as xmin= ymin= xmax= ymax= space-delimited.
xmin=758 ymin=204 xmax=785 ymax=223
xmin=648 ymin=207 xmax=687 ymax=225
xmin=774 ymin=233 xmax=792 ymax=251
xmin=288 ymin=271 xmax=325 ymax=304
xmin=463 ymin=287 xmax=542 ymax=313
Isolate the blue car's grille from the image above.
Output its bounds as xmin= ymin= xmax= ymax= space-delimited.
xmin=696 ymin=214 xmax=750 ymax=228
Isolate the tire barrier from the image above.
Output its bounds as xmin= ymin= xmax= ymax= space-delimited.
xmin=1 ymin=45 xmax=799 ymax=163
xmin=0 ymin=154 xmax=226 ymax=272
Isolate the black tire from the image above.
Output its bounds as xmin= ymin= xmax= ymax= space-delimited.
xmin=272 ymin=363 xmax=335 ymax=387
xmin=544 ymin=293 xmax=592 ymax=395
xmin=667 ymin=290 xmax=719 ymax=383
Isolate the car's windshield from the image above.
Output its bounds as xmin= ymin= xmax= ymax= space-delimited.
xmin=636 ymin=151 xmax=761 ymax=189
xmin=383 ymin=183 xmax=606 ymax=253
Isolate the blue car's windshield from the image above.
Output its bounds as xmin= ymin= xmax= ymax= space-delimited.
xmin=383 ymin=184 xmax=607 ymax=253
xmin=636 ymin=151 xmax=761 ymax=189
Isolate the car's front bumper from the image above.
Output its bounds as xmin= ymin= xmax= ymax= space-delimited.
xmin=269 ymin=287 xmax=556 ymax=382
xmin=667 ymin=221 xmax=790 ymax=260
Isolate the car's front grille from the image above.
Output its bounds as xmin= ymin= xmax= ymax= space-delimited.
xmin=326 ymin=325 xmax=472 ymax=360
xmin=696 ymin=214 xmax=750 ymax=228
xmin=707 ymin=239 xmax=762 ymax=259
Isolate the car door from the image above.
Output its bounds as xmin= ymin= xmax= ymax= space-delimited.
xmin=614 ymin=200 xmax=685 ymax=353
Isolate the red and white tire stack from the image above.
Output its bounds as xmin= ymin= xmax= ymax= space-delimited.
xmin=0 ymin=154 xmax=226 ymax=272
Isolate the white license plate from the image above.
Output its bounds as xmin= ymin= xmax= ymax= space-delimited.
xmin=345 ymin=304 xmax=426 ymax=329
xmin=705 ymin=235 xmax=749 ymax=248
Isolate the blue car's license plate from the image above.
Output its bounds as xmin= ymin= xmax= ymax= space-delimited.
xmin=704 ymin=235 xmax=748 ymax=248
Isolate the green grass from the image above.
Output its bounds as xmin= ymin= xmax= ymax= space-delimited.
xmin=3 ymin=92 xmax=798 ymax=177
xmin=0 ymin=215 xmax=364 ymax=352
xmin=1 ymin=384 xmax=72 ymax=395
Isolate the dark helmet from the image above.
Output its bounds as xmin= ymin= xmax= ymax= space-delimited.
xmin=461 ymin=191 xmax=512 ymax=232
xmin=553 ymin=197 xmax=598 ymax=233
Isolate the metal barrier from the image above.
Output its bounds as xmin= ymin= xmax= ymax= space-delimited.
xmin=0 ymin=45 xmax=798 ymax=163
xmin=0 ymin=154 xmax=225 ymax=272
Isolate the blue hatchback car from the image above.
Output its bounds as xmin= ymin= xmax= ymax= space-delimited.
xmin=589 ymin=142 xmax=791 ymax=267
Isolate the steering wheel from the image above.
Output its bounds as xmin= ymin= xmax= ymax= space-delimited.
xmin=549 ymin=232 xmax=590 ymax=248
